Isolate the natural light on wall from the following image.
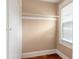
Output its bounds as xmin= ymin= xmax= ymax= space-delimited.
xmin=60 ymin=2 xmax=73 ymax=48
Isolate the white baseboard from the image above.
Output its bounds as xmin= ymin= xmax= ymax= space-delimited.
xmin=55 ymin=49 xmax=70 ymax=59
xmin=22 ymin=49 xmax=56 ymax=58
xmin=22 ymin=49 xmax=70 ymax=59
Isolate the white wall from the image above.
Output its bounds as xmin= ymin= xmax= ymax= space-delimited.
xmin=0 ymin=0 xmax=7 ymax=59
xmin=8 ymin=0 xmax=22 ymax=59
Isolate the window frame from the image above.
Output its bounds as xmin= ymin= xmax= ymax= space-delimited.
xmin=59 ymin=2 xmax=73 ymax=49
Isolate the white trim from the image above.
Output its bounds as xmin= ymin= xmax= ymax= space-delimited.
xmin=22 ymin=49 xmax=70 ymax=59
xmin=59 ymin=40 xmax=72 ymax=49
xmin=22 ymin=16 xmax=57 ymax=21
xmin=55 ymin=49 xmax=70 ymax=59
xmin=8 ymin=0 xmax=22 ymax=59
xmin=22 ymin=13 xmax=60 ymax=18
xmin=63 ymin=38 xmax=72 ymax=43
xmin=59 ymin=1 xmax=73 ymax=49
xmin=62 ymin=19 xmax=72 ymax=23
xmin=22 ymin=49 xmax=56 ymax=58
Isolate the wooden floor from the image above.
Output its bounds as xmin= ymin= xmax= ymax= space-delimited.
xmin=22 ymin=54 xmax=62 ymax=59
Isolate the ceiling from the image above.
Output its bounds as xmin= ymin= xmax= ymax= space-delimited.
xmin=40 ymin=0 xmax=63 ymax=3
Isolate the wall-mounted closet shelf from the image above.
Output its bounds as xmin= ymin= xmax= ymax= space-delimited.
xmin=22 ymin=16 xmax=59 ymax=20
xmin=22 ymin=13 xmax=60 ymax=18
xmin=22 ymin=13 xmax=60 ymax=20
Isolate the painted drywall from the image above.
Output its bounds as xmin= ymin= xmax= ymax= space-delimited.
xmin=8 ymin=0 xmax=22 ymax=59
xmin=22 ymin=0 xmax=58 ymax=16
xmin=56 ymin=0 xmax=72 ymax=59
xmin=22 ymin=20 xmax=57 ymax=52
xmin=22 ymin=0 xmax=58 ymax=53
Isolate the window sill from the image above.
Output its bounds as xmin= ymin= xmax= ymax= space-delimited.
xmin=59 ymin=39 xmax=72 ymax=49
xmin=63 ymin=38 xmax=72 ymax=44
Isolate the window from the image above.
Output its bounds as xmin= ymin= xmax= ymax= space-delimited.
xmin=60 ymin=2 xmax=73 ymax=48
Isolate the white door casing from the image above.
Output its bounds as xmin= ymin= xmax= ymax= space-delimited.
xmin=8 ymin=0 xmax=22 ymax=59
